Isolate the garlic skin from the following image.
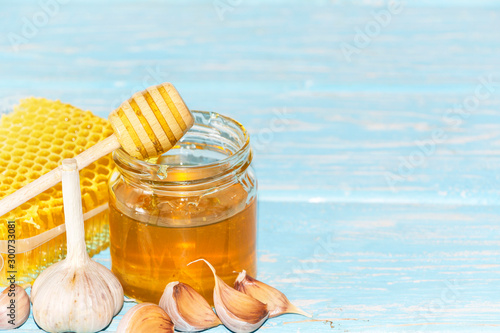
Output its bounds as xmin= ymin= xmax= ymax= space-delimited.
xmin=117 ymin=303 xmax=174 ymax=333
xmin=190 ymin=259 xmax=269 ymax=333
xmin=159 ymin=281 xmax=221 ymax=332
xmin=0 ymin=284 xmax=30 ymax=330
xmin=32 ymin=260 xmax=123 ymax=332
xmin=31 ymin=159 xmax=124 ymax=333
xmin=235 ymin=270 xmax=311 ymax=318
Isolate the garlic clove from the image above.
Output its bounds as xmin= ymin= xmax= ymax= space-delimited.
xmin=0 ymin=284 xmax=30 ymax=329
xmin=234 ymin=270 xmax=312 ymax=318
xmin=117 ymin=303 xmax=174 ymax=333
xmin=159 ymin=281 xmax=221 ymax=332
xmin=190 ymin=259 xmax=269 ymax=333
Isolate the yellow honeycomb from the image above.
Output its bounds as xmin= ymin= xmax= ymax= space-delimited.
xmin=0 ymin=97 xmax=115 ymax=286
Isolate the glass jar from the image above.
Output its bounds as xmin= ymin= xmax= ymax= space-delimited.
xmin=108 ymin=111 xmax=257 ymax=304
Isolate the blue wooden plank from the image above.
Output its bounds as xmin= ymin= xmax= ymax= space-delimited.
xmin=0 ymin=1 xmax=499 ymax=205
xmin=14 ymin=201 xmax=500 ymax=331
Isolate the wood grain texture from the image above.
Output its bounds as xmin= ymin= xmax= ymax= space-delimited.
xmin=1 ymin=0 xmax=500 ymax=331
xmin=109 ymin=83 xmax=193 ymax=159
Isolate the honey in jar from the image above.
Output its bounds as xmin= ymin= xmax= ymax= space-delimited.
xmin=108 ymin=111 xmax=257 ymax=303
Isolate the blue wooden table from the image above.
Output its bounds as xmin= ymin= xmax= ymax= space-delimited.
xmin=2 ymin=0 xmax=500 ymax=331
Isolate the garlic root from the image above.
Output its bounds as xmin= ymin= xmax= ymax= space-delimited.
xmin=159 ymin=281 xmax=221 ymax=332
xmin=0 ymin=284 xmax=30 ymax=330
xmin=189 ymin=259 xmax=269 ymax=333
xmin=117 ymin=303 xmax=173 ymax=333
xmin=235 ymin=270 xmax=312 ymax=318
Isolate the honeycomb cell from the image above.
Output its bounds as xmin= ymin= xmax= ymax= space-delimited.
xmin=46 ymin=120 xmax=58 ymax=127
xmin=20 ymin=203 xmax=31 ymax=210
xmin=62 ymin=151 xmax=75 ymax=159
xmin=20 ymin=128 xmax=31 ymax=135
xmin=18 ymin=167 xmax=29 ymax=175
xmin=3 ymin=170 xmax=17 ymax=179
xmin=21 ymin=160 xmax=34 ymax=168
xmin=64 ymin=133 xmax=77 ymax=142
xmin=28 ymin=173 xmax=40 ymax=180
xmin=75 ymin=138 xmax=87 ymax=147
xmin=40 ymin=134 xmax=53 ymax=142
xmin=68 ymin=126 xmax=79 ymax=134
xmin=39 ymin=194 xmax=51 ymax=202
xmin=35 ymin=157 xmax=48 ymax=165
xmin=58 ymin=114 xmax=70 ymax=123
xmin=55 ymin=131 xmax=65 ymax=139
xmin=96 ymin=166 xmax=108 ymax=175
xmin=53 ymin=139 xmax=64 ymax=146
xmin=32 ymin=123 xmax=45 ymax=131
xmin=0 ymin=97 xmax=115 ymax=286
xmin=89 ymin=134 xmax=101 ymax=143
xmin=39 ymin=150 xmax=51 ymax=157
xmin=81 ymin=169 xmax=94 ymax=179
xmin=39 ymin=142 xmax=51 ymax=150
xmin=48 ymin=154 xmax=60 ymax=163
xmin=46 ymin=162 xmax=58 ymax=170
xmin=82 ymin=179 xmax=93 ymax=187
xmin=63 ymin=143 xmax=76 ymax=151
xmin=27 ymin=138 xmax=40 ymax=146
xmin=15 ymin=175 xmax=27 ymax=183
xmin=95 ymin=175 xmax=109 ymax=184
xmin=101 ymin=157 xmax=111 ymax=167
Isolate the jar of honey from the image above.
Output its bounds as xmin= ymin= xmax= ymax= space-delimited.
xmin=108 ymin=111 xmax=257 ymax=304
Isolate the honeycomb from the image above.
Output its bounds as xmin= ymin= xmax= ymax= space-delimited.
xmin=0 ymin=97 xmax=115 ymax=286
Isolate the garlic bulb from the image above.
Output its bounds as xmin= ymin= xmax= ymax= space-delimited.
xmin=234 ymin=270 xmax=311 ymax=318
xmin=0 ymin=284 xmax=30 ymax=329
xmin=31 ymin=159 xmax=124 ymax=333
xmin=190 ymin=259 xmax=269 ymax=333
xmin=117 ymin=303 xmax=174 ymax=333
xmin=159 ymin=281 xmax=221 ymax=332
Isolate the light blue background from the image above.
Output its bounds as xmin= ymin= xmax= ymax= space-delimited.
xmin=1 ymin=0 xmax=500 ymax=331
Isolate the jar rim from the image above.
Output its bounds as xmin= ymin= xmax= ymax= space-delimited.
xmin=112 ymin=110 xmax=251 ymax=185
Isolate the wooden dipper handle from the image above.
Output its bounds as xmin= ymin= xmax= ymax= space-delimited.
xmin=0 ymin=82 xmax=194 ymax=218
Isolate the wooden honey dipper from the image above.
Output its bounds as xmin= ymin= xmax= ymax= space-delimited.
xmin=0 ymin=82 xmax=194 ymax=217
